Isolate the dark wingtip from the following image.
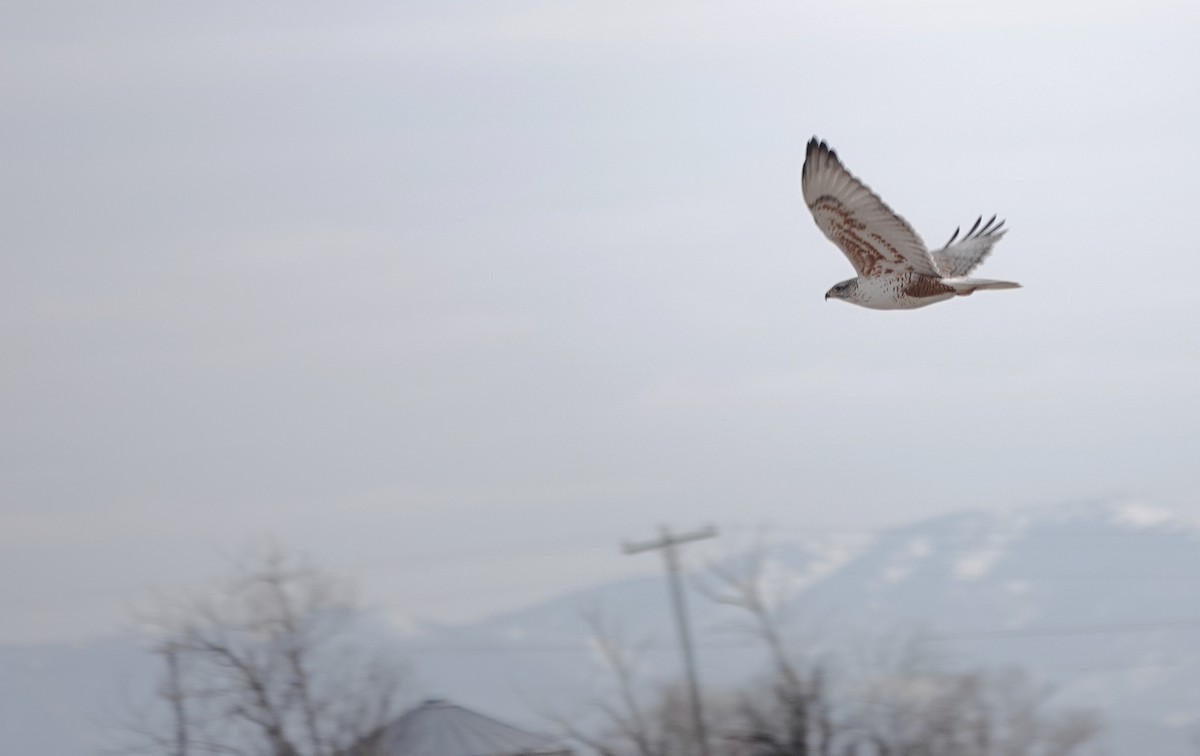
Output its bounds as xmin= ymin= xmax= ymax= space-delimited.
xmin=980 ymin=216 xmax=1007 ymax=236
xmin=804 ymin=137 xmax=838 ymax=177
xmin=807 ymin=137 xmax=836 ymax=161
xmin=965 ymin=215 xmax=983 ymax=238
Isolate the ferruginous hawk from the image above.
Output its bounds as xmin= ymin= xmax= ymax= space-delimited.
xmin=802 ymin=138 xmax=1019 ymax=310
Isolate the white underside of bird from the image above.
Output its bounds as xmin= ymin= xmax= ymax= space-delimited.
xmin=838 ymin=274 xmax=1019 ymax=310
xmin=802 ymin=138 xmax=1020 ymax=310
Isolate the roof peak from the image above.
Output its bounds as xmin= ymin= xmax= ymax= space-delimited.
xmin=379 ymin=697 xmax=570 ymax=756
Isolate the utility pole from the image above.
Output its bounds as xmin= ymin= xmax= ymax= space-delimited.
xmin=159 ymin=641 xmax=189 ymax=756
xmin=622 ymin=523 xmax=718 ymax=756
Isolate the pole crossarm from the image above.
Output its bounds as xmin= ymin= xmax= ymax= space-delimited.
xmin=621 ymin=524 xmax=719 ymax=556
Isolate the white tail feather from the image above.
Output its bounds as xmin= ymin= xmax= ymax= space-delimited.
xmin=942 ymin=277 xmax=1021 ymax=296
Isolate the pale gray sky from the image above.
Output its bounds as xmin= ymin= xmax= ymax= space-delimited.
xmin=3 ymin=0 xmax=1200 ymax=644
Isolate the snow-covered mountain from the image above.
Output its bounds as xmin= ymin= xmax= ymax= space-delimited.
xmin=5 ymin=500 xmax=1200 ymax=755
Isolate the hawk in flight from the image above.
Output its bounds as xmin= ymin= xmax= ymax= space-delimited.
xmin=802 ymin=138 xmax=1019 ymax=310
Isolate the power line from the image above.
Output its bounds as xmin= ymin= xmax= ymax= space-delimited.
xmin=929 ymin=617 xmax=1200 ymax=642
xmin=397 ymin=615 xmax=1200 ymax=656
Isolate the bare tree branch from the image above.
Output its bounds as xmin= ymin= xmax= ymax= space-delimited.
xmin=115 ymin=546 xmax=410 ymax=756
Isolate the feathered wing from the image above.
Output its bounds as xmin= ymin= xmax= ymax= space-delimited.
xmin=931 ymin=215 xmax=1007 ymax=277
xmin=801 ymin=139 xmax=940 ymax=278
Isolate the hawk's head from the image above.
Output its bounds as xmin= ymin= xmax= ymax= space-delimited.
xmin=825 ymin=279 xmax=857 ymax=302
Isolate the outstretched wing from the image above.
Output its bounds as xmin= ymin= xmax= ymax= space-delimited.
xmin=801 ymin=139 xmax=939 ymax=278
xmin=931 ymin=215 xmax=1007 ymax=277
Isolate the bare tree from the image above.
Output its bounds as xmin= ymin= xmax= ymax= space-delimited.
xmin=710 ymin=546 xmax=1102 ymax=756
xmin=568 ymin=542 xmax=1104 ymax=756
xmin=114 ymin=547 xmax=409 ymax=756
xmin=541 ymin=612 xmax=689 ymax=756
xmin=701 ymin=546 xmax=853 ymax=756
xmin=849 ymin=665 xmax=1101 ymax=756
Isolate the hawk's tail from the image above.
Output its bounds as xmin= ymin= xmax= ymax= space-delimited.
xmin=942 ymin=277 xmax=1021 ymax=296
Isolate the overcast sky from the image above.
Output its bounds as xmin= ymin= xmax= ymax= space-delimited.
xmin=3 ymin=0 xmax=1200 ymax=644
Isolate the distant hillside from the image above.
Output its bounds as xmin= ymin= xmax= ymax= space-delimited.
xmin=0 ymin=636 xmax=150 ymax=755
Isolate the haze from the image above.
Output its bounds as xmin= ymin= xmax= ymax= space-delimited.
xmin=3 ymin=0 xmax=1199 ymax=644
